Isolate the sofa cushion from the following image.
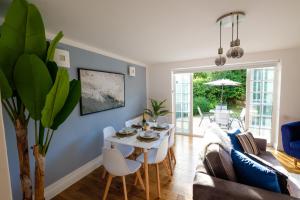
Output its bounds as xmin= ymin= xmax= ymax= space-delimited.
xmin=290 ymin=141 xmax=300 ymax=150
xmin=231 ymin=149 xmax=281 ymax=193
xmin=246 ymin=153 xmax=290 ymax=195
xmin=227 ymin=129 xmax=243 ymax=152
xmin=204 ymin=144 xmax=237 ymax=181
xmin=236 ymin=132 xmax=260 ymax=155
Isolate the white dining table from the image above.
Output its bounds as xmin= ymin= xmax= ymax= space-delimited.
xmin=105 ymin=123 xmax=175 ymax=200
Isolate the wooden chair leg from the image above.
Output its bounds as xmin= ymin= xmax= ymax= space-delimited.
xmin=102 ymin=174 xmax=113 ymax=200
xmin=134 ymin=175 xmax=138 ymax=186
xmin=102 ymin=169 xmax=107 ymax=179
xmin=168 ymin=150 xmax=174 ymax=175
xmin=136 ymin=170 xmax=145 ymax=190
xmin=122 ymin=176 xmax=128 ymax=200
xmin=163 ymin=160 xmax=172 ymax=180
xmin=170 ymin=147 xmax=176 ymax=165
xmin=155 ymin=164 xmax=161 ymax=198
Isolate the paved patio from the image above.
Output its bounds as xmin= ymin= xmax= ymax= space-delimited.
xmin=193 ymin=115 xmax=242 ymax=137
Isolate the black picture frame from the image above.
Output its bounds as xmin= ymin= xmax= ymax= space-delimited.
xmin=77 ymin=68 xmax=125 ymax=116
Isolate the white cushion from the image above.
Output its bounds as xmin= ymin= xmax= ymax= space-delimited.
xmin=287 ymin=176 xmax=300 ymax=198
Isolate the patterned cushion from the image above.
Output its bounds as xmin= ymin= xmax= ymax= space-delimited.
xmin=204 ymin=144 xmax=237 ymax=181
xmin=236 ymin=132 xmax=260 ymax=155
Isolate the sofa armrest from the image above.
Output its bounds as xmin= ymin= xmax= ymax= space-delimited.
xmin=193 ymin=172 xmax=292 ymax=200
xmin=254 ymin=138 xmax=267 ymax=152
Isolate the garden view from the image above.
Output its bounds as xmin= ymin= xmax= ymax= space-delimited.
xmin=193 ymin=69 xmax=246 ymax=116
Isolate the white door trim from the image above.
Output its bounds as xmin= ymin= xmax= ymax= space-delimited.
xmin=0 ymin=94 xmax=13 ymax=200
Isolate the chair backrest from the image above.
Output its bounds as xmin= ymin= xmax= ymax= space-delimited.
xmin=103 ymin=148 xmax=130 ymax=176
xmin=214 ymin=110 xmax=230 ymax=126
xmin=125 ymin=115 xmax=143 ymax=127
xmin=197 ymin=106 xmax=203 ymax=117
xmin=216 ymin=104 xmax=227 ymax=110
xmin=240 ymin=108 xmax=246 ymax=120
xmin=157 ymin=116 xmax=168 ymax=125
xmin=103 ymin=126 xmax=116 ymax=148
xmin=155 ymin=136 xmax=169 ymax=163
xmin=168 ymin=127 xmax=175 ymax=148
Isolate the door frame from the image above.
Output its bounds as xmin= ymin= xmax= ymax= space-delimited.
xmin=171 ymin=60 xmax=281 ymax=147
xmin=245 ymin=67 xmax=280 ymax=146
xmin=172 ymin=72 xmax=193 ymax=136
xmin=0 ymin=93 xmax=13 ymax=200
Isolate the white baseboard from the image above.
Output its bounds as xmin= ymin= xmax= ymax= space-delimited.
xmin=45 ymin=155 xmax=103 ymax=200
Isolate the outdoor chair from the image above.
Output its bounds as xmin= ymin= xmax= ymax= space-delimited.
xmin=197 ymin=106 xmax=213 ymax=127
xmin=214 ymin=110 xmax=232 ymax=129
xmin=215 ymin=104 xmax=227 ymax=110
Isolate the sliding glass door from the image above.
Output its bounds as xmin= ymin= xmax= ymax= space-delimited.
xmin=174 ymin=73 xmax=192 ymax=135
xmin=247 ymin=67 xmax=275 ymax=143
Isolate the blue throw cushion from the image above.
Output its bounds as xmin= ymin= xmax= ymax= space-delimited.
xmin=227 ymin=129 xmax=243 ymax=151
xmin=231 ymin=149 xmax=281 ymax=193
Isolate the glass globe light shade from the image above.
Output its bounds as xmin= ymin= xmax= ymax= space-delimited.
xmin=236 ymin=46 xmax=244 ymax=58
xmin=226 ymin=41 xmax=235 ymax=58
xmin=215 ymin=55 xmax=226 ymax=66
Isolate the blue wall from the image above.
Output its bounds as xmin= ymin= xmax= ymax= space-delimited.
xmin=3 ymin=43 xmax=147 ymax=200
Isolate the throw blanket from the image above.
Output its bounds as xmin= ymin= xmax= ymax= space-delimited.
xmin=200 ymin=123 xmax=232 ymax=160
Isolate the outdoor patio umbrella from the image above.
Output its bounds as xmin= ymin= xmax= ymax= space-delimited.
xmin=204 ymin=79 xmax=241 ymax=104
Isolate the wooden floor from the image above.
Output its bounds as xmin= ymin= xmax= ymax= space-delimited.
xmin=53 ymin=135 xmax=203 ymax=200
xmin=270 ymin=149 xmax=300 ymax=174
xmin=52 ymin=135 xmax=300 ymax=200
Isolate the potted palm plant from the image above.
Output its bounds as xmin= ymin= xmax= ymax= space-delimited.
xmin=0 ymin=0 xmax=81 ymax=199
xmin=144 ymin=99 xmax=169 ymax=124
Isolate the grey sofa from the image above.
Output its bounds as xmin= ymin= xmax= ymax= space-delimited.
xmin=193 ymin=138 xmax=298 ymax=200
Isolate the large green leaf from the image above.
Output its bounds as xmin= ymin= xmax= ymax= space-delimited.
xmin=0 ymin=0 xmax=46 ymax=85
xmin=0 ymin=0 xmax=28 ymax=84
xmin=25 ymin=3 xmax=47 ymax=58
xmin=46 ymin=31 xmax=63 ymax=62
xmin=41 ymin=68 xmax=69 ymax=128
xmin=51 ymin=79 xmax=81 ymax=130
xmin=0 ymin=69 xmax=12 ymax=99
xmin=46 ymin=61 xmax=58 ymax=82
xmin=14 ymin=54 xmax=52 ymax=120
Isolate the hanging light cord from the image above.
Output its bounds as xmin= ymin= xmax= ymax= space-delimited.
xmin=231 ymin=20 xmax=234 ymax=42
xmin=236 ymin=14 xmax=239 ymax=40
xmin=219 ymin=21 xmax=222 ymax=49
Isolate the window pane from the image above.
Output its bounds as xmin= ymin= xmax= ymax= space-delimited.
xmin=263 ymin=93 xmax=273 ymax=104
xmin=262 ymin=105 xmax=272 ymax=116
xmin=250 ymin=105 xmax=261 ymax=115
xmin=251 ymin=93 xmax=261 ymax=103
xmin=264 ymin=69 xmax=274 ymax=80
xmin=264 ymin=82 xmax=273 ymax=93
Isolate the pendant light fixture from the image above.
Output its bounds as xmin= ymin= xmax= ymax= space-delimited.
xmin=232 ymin=14 xmax=244 ymax=58
xmin=215 ymin=21 xmax=226 ymax=66
xmin=215 ymin=11 xmax=245 ymax=65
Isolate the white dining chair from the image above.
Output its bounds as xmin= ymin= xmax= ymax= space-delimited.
xmin=102 ymin=148 xmax=145 ymax=200
xmin=136 ymin=136 xmax=171 ymax=198
xmin=102 ymin=126 xmax=135 ymax=178
xmin=167 ymin=126 xmax=176 ymax=175
xmin=125 ymin=115 xmax=143 ymax=127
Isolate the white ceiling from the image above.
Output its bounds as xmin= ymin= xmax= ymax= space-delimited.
xmin=18 ymin=1 xmax=300 ymax=64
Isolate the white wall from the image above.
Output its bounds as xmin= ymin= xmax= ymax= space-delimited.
xmin=149 ymin=47 xmax=300 ymax=150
